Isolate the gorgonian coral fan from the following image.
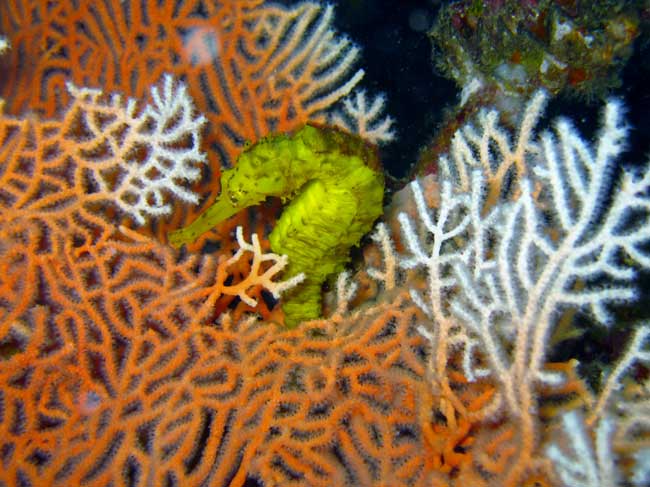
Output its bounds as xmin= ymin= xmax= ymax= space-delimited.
xmin=2 ymin=1 xmax=650 ymax=486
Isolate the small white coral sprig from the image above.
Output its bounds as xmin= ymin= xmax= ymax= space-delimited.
xmin=224 ymin=226 xmax=305 ymax=307
xmin=126 ymin=224 xmax=305 ymax=322
xmin=329 ymin=89 xmax=395 ymax=145
xmin=546 ymin=410 xmax=619 ymax=487
xmin=66 ymin=74 xmax=207 ymax=225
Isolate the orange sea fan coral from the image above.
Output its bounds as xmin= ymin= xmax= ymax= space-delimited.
xmin=1 ymin=274 xmax=483 ymax=487
xmin=0 ymin=238 xmax=299 ymax=487
xmin=0 ymin=137 xmax=304 ymax=485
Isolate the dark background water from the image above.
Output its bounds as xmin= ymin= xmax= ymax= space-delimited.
xmin=323 ymin=0 xmax=650 ymax=180
xmin=329 ymin=0 xmax=453 ymax=179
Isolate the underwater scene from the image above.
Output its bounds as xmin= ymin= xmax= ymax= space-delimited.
xmin=1 ymin=0 xmax=650 ymax=485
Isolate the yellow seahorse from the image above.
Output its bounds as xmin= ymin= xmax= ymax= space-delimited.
xmin=168 ymin=124 xmax=385 ymax=327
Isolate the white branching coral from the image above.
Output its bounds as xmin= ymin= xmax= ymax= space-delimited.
xmin=329 ymin=89 xmax=395 ymax=144
xmin=66 ymin=74 xmax=207 ymax=225
xmin=359 ymin=90 xmax=650 ymax=483
xmin=396 ymin=91 xmax=650 ymax=417
xmin=224 ymin=226 xmax=305 ymax=307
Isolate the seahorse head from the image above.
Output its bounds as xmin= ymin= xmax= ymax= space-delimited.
xmin=219 ymin=148 xmax=289 ymax=209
